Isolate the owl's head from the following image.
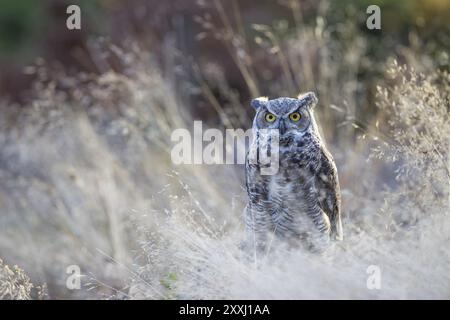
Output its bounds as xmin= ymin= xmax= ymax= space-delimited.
xmin=250 ymin=92 xmax=318 ymax=139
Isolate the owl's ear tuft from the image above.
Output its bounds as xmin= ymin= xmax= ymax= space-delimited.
xmin=297 ymin=92 xmax=318 ymax=109
xmin=251 ymin=97 xmax=268 ymax=110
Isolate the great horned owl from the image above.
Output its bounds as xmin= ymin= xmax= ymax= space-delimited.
xmin=245 ymin=92 xmax=343 ymax=252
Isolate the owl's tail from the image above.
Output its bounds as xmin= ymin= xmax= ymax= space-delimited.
xmin=331 ymin=215 xmax=344 ymax=241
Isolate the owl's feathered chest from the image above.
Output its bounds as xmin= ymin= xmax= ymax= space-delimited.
xmin=278 ymin=133 xmax=322 ymax=173
xmin=246 ymin=133 xmax=323 ymax=213
xmin=270 ymin=142 xmax=320 ymax=205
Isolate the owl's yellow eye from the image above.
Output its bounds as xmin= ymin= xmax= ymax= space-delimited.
xmin=289 ymin=112 xmax=302 ymax=122
xmin=265 ymin=113 xmax=277 ymax=123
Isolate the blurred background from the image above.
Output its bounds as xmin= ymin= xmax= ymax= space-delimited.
xmin=0 ymin=0 xmax=449 ymax=299
xmin=1 ymin=0 xmax=449 ymax=104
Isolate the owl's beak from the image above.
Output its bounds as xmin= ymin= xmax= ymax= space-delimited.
xmin=279 ymin=119 xmax=287 ymax=135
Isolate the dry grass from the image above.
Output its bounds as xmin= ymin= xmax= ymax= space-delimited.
xmin=0 ymin=259 xmax=46 ymax=300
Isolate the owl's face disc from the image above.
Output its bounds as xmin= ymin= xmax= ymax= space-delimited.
xmin=253 ymin=97 xmax=313 ymax=140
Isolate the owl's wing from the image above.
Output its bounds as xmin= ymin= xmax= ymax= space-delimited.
xmin=315 ymin=149 xmax=343 ymax=241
